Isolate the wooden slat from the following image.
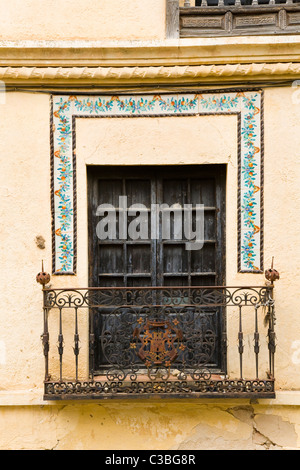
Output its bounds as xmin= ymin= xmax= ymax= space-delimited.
xmin=180 ymin=3 xmax=300 ymax=37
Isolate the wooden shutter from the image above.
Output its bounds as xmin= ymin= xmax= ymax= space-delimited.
xmin=88 ymin=165 xmax=225 ymax=288
xmin=88 ymin=165 xmax=226 ymax=373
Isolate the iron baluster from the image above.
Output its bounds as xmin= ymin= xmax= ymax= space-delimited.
xmin=57 ymin=307 xmax=64 ymax=382
xmin=73 ymin=307 xmax=80 ymax=381
xmin=221 ymin=330 xmax=228 ymax=376
xmin=37 ymin=262 xmax=51 ymax=383
xmin=267 ymin=300 xmax=276 ymax=379
xmin=238 ymin=305 xmax=244 ymax=379
xmin=42 ymin=290 xmax=50 ymax=382
xmin=89 ymin=308 xmax=95 ymax=381
xmin=254 ymin=306 xmax=260 ymax=380
xmin=265 ymin=258 xmax=278 ymax=379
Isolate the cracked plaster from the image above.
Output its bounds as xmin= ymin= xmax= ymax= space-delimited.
xmin=0 ymin=403 xmax=299 ymax=450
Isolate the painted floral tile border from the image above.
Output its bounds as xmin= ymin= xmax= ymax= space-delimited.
xmin=51 ymin=91 xmax=263 ymax=274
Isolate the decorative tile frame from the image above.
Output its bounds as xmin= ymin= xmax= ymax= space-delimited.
xmin=50 ymin=91 xmax=264 ymax=275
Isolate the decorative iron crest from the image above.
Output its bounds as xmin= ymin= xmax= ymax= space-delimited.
xmin=132 ymin=318 xmax=184 ymax=369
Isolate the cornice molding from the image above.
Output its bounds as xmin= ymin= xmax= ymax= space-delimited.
xmin=1 ymin=62 xmax=300 ymax=85
xmin=1 ymin=37 xmax=300 ymax=67
xmin=1 ymin=38 xmax=300 ymax=85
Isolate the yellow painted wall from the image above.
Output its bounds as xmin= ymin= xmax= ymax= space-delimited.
xmin=0 ymin=401 xmax=300 ymax=450
xmin=0 ymin=0 xmax=300 ymax=451
xmin=0 ymin=87 xmax=300 ymax=449
xmin=0 ymin=0 xmax=166 ymax=41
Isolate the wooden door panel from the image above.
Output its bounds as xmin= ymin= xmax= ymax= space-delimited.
xmin=190 ymin=178 xmax=216 ymax=206
xmin=162 ymin=178 xmax=188 ymax=206
xmin=98 ymin=244 xmax=123 ymax=273
xmin=127 ymin=244 xmax=151 ymax=274
xmin=98 ymin=178 xmax=122 ymax=206
xmin=126 ymin=179 xmax=152 ymax=207
xmin=191 ymin=244 xmax=216 ymax=273
xmin=163 ymin=243 xmax=189 ymax=274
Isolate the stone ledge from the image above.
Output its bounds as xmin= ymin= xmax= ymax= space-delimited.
xmin=1 ymin=389 xmax=300 ymax=407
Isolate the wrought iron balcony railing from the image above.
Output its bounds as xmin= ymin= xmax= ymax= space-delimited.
xmin=180 ymin=0 xmax=300 ymax=37
xmin=39 ymin=284 xmax=276 ymax=400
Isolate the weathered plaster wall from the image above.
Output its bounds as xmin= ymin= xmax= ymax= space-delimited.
xmin=0 ymin=402 xmax=299 ymax=450
xmin=0 ymin=92 xmax=51 ymax=390
xmin=0 ymin=86 xmax=300 ymax=449
xmin=0 ymin=0 xmax=166 ymax=41
xmin=263 ymin=87 xmax=300 ymax=390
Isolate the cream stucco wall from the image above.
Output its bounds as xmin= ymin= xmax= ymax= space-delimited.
xmin=0 ymin=401 xmax=300 ymax=450
xmin=0 ymin=0 xmax=166 ymax=41
xmin=0 ymin=0 xmax=299 ymax=452
xmin=0 ymin=87 xmax=300 ymax=450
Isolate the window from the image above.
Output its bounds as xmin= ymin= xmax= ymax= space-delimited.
xmin=88 ymin=165 xmax=226 ymax=375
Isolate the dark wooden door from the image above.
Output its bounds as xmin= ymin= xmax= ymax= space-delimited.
xmin=88 ymin=165 xmax=225 ymax=288
xmin=88 ymin=165 xmax=226 ymax=373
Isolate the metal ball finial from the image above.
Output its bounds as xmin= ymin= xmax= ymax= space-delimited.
xmin=36 ymin=260 xmax=51 ymax=286
xmin=265 ymin=257 xmax=279 ymax=283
